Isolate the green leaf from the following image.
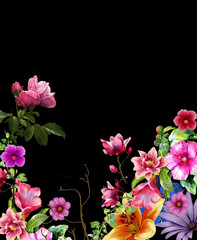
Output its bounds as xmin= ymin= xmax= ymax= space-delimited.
xmin=23 ymin=112 xmax=36 ymax=123
xmin=107 ymin=214 xmax=117 ymax=228
xmin=131 ymin=176 xmax=145 ymax=189
xmin=43 ymin=123 xmax=66 ymax=139
xmin=8 ymin=116 xmax=20 ymax=134
xmin=19 ymin=119 xmax=27 ymax=127
xmin=126 ymin=206 xmax=136 ymax=214
xmin=158 ymin=138 xmax=170 ymax=157
xmin=0 ymin=161 xmax=5 ymax=167
xmin=33 ymin=124 xmax=48 ymax=146
xmin=180 ymin=175 xmax=197 ymax=195
xmin=90 ymin=221 xmax=100 ymax=229
xmin=0 ymin=110 xmax=11 ymax=123
xmin=169 ymin=128 xmax=190 ymax=147
xmin=104 ymin=208 xmax=110 ymax=215
xmin=24 ymin=125 xmax=35 ymax=142
xmin=48 ymin=225 xmax=68 ymax=239
xmin=38 ymin=208 xmax=49 ymax=215
xmin=163 ymin=126 xmax=175 ymax=133
xmin=159 ymin=167 xmax=174 ymax=192
xmin=26 ymin=214 xmax=49 ymax=232
xmin=17 ymin=173 xmax=27 ymax=182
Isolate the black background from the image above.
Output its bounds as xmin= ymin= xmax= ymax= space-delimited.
xmin=0 ymin=7 xmax=197 ymax=239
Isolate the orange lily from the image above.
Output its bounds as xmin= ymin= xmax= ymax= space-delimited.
xmin=103 ymin=194 xmax=164 ymax=240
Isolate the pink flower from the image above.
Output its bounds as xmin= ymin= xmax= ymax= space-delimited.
xmin=131 ymin=147 xmax=169 ymax=180
xmin=173 ymin=109 xmax=197 ymax=130
xmin=0 ymin=168 xmax=7 ymax=188
xmin=11 ymin=81 xmax=23 ymax=94
xmin=0 ymin=208 xmax=28 ymax=240
xmin=14 ymin=182 xmax=42 ymax=220
xmin=101 ymin=181 xmax=119 ymax=208
xmin=166 ymin=141 xmax=197 ymax=180
xmin=28 ymin=227 xmax=52 ymax=240
xmin=131 ymin=176 xmax=162 ymax=211
xmin=49 ymin=197 xmax=71 ymax=221
xmin=101 ymin=133 xmax=131 ymax=156
xmin=166 ymin=192 xmax=189 ymax=215
xmin=15 ymin=89 xmax=40 ymax=107
xmin=28 ymin=75 xmax=56 ymax=108
xmin=109 ymin=165 xmax=118 ymax=173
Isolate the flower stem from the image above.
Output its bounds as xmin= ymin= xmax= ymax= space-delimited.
xmin=117 ymin=156 xmax=127 ymax=184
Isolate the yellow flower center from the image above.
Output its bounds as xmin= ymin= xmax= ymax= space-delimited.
xmin=184 ymin=119 xmax=189 ymax=124
xmin=57 ymin=206 xmax=63 ymax=212
xmin=148 ymin=160 xmax=154 ymax=166
xmin=182 ymin=157 xmax=188 ymax=162
xmin=176 ymin=201 xmax=182 ymax=207
xmin=10 ymin=227 xmax=18 ymax=231
xmin=189 ymin=222 xmax=196 ymax=229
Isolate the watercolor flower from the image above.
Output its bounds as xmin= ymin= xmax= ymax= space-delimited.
xmin=157 ymin=192 xmax=197 ymax=240
xmin=103 ymin=194 xmax=164 ymax=240
xmin=14 ymin=182 xmax=42 ymax=220
xmin=15 ymin=89 xmax=40 ymax=107
xmin=131 ymin=147 xmax=169 ymax=180
xmin=166 ymin=140 xmax=197 ymax=180
xmin=166 ymin=192 xmax=189 ymax=215
xmin=49 ymin=197 xmax=71 ymax=221
xmin=28 ymin=227 xmax=52 ymax=240
xmin=11 ymin=81 xmax=23 ymax=94
xmin=0 ymin=207 xmax=28 ymax=240
xmin=109 ymin=165 xmax=118 ymax=173
xmin=131 ymin=175 xmax=162 ymax=211
xmin=0 ymin=145 xmax=26 ymax=168
xmin=28 ymin=75 xmax=56 ymax=108
xmin=101 ymin=181 xmax=119 ymax=208
xmin=173 ymin=109 xmax=197 ymax=130
xmin=0 ymin=168 xmax=7 ymax=188
xmin=101 ymin=133 xmax=131 ymax=156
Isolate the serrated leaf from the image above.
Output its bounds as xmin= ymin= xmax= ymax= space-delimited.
xmin=23 ymin=112 xmax=36 ymax=123
xmin=159 ymin=167 xmax=174 ymax=192
xmin=8 ymin=116 xmax=20 ymax=134
xmin=33 ymin=124 xmax=48 ymax=146
xmin=48 ymin=225 xmax=68 ymax=239
xmin=131 ymin=176 xmax=145 ymax=189
xmin=180 ymin=175 xmax=197 ymax=195
xmin=26 ymin=214 xmax=48 ymax=232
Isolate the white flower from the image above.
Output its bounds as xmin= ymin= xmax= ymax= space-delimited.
xmin=191 ymin=168 xmax=197 ymax=183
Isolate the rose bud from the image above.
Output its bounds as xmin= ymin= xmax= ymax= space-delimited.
xmin=109 ymin=165 xmax=118 ymax=173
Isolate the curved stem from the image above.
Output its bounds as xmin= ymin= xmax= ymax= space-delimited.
xmin=117 ymin=156 xmax=127 ymax=184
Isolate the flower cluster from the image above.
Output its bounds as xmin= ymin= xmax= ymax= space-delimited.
xmin=89 ymin=108 xmax=197 ymax=240
xmin=0 ymin=77 xmax=72 ymax=240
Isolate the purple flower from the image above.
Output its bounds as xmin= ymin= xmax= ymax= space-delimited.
xmin=0 ymin=145 xmax=26 ymax=167
xmin=166 ymin=192 xmax=189 ymax=215
xmin=157 ymin=192 xmax=197 ymax=240
xmin=49 ymin=197 xmax=71 ymax=221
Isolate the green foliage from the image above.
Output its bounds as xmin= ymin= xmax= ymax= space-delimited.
xmin=107 ymin=214 xmax=117 ymax=228
xmin=159 ymin=167 xmax=174 ymax=192
xmin=48 ymin=225 xmax=68 ymax=240
xmin=131 ymin=176 xmax=145 ymax=189
xmin=0 ymin=110 xmax=11 ymax=123
xmin=158 ymin=138 xmax=170 ymax=157
xmin=180 ymin=175 xmax=197 ymax=195
xmin=90 ymin=221 xmax=108 ymax=239
xmin=169 ymin=128 xmax=191 ymax=146
xmin=17 ymin=173 xmax=27 ymax=182
xmin=126 ymin=206 xmax=136 ymax=214
xmin=26 ymin=214 xmax=49 ymax=233
xmin=33 ymin=124 xmax=48 ymax=146
xmin=43 ymin=123 xmax=66 ymax=139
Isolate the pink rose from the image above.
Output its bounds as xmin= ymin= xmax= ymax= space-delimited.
xmin=11 ymin=81 xmax=23 ymax=94
xmin=15 ymin=89 xmax=40 ymax=107
xmin=28 ymin=75 xmax=56 ymax=108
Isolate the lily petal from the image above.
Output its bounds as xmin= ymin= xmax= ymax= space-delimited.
xmin=134 ymin=219 xmax=156 ymax=240
xmin=102 ymin=224 xmax=133 ymax=240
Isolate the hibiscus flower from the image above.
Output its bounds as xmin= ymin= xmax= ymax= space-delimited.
xmin=166 ymin=141 xmax=197 ymax=180
xmin=173 ymin=109 xmax=197 ymax=131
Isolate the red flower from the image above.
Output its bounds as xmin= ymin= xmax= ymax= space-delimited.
xmin=173 ymin=109 xmax=197 ymax=131
xmin=0 ymin=168 xmax=7 ymax=188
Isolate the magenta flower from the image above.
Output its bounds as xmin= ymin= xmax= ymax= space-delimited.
xmin=0 ymin=208 xmax=28 ymax=240
xmin=14 ymin=182 xmax=42 ymax=220
xmin=131 ymin=147 xmax=169 ymax=180
xmin=49 ymin=197 xmax=71 ymax=221
xmin=101 ymin=181 xmax=119 ymax=208
xmin=0 ymin=168 xmax=7 ymax=188
xmin=0 ymin=145 xmax=26 ymax=168
xmin=173 ymin=109 xmax=197 ymax=130
xmin=166 ymin=192 xmax=189 ymax=215
xmin=28 ymin=227 xmax=52 ymax=240
xmin=101 ymin=133 xmax=131 ymax=156
xmin=131 ymin=175 xmax=162 ymax=211
xmin=166 ymin=141 xmax=197 ymax=180
xmin=11 ymin=81 xmax=23 ymax=94
xmin=28 ymin=75 xmax=56 ymax=108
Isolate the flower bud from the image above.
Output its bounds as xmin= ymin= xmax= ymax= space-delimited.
xmin=109 ymin=165 xmax=118 ymax=173
xmin=156 ymin=125 xmax=163 ymax=133
xmin=127 ymin=147 xmax=132 ymax=155
xmin=115 ymin=183 xmax=121 ymax=188
xmin=11 ymin=82 xmax=23 ymax=95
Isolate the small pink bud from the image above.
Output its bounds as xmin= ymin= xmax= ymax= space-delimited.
xmin=11 ymin=82 xmax=23 ymax=94
xmin=156 ymin=135 xmax=160 ymax=138
xmin=109 ymin=165 xmax=118 ymax=173
xmin=156 ymin=125 xmax=163 ymax=133
xmin=127 ymin=147 xmax=132 ymax=155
